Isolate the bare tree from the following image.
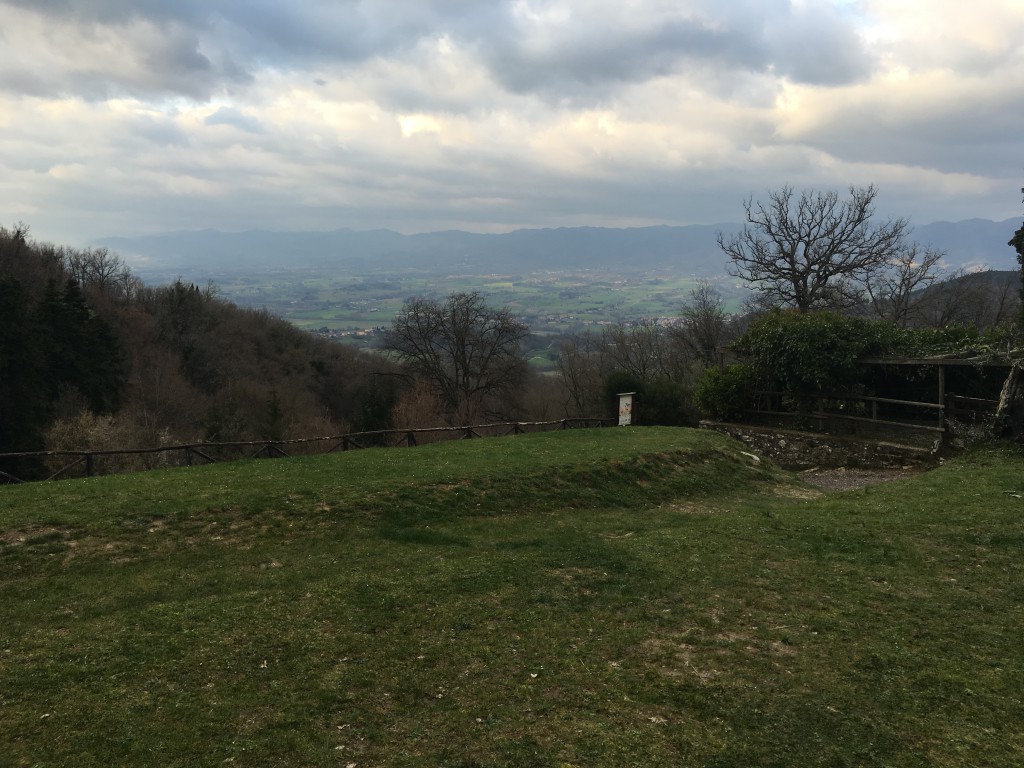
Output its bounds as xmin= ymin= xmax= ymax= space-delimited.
xmin=914 ymin=269 xmax=1021 ymax=329
xmin=678 ymin=280 xmax=729 ymax=366
xmin=912 ymin=268 xmax=987 ymax=328
xmin=555 ymin=332 xmax=606 ymax=419
xmin=383 ymin=292 xmax=529 ymax=424
xmin=601 ymin=318 xmax=686 ymax=384
xmin=864 ymin=243 xmax=945 ymax=326
xmin=63 ymin=247 xmax=141 ymax=301
xmin=984 ymin=271 xmax=1022 ymax=328
xmin=719 ymin=185 xmax=910 ymax=312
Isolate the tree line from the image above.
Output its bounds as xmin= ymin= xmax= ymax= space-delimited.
xmin=3 ymin=183 xmax=1022 ymax=479
xmin=0 ymin=225 xmax=402 ymax=479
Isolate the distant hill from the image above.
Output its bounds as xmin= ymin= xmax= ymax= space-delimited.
xmin=97 ymin=218 xmax=1019 ymax=281
xmin=99 ymin=224 xmax=734 ymax=278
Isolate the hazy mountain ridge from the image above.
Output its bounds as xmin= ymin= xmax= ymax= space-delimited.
xmin=98 ymin=218 xmax=1021 ymax=280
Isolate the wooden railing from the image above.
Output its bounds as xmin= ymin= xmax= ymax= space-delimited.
xmin=747 ymin=390 xmax=998 ymax=437
xmin=0 ymin=418 xmax=615 ymax=485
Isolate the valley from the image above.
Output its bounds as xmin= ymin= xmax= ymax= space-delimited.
xmin=139 ymin=264 xmax=745 ymax=352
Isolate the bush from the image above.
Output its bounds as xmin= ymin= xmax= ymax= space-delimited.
xmin=604 ymin=372 xmax=698 ymax=426
xmin=733 ymin=310 xmax=898 ymax=396
xmin=639 ymin=378 xmax=700 ymax=427
xmin=696 ymin=364 xmax=756 ymax=421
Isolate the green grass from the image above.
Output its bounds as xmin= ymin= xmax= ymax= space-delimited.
xmin=1 ymin=428 xmax=1022 ymax=766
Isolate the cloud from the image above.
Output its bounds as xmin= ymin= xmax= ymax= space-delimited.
xmin=763 ymin=3 xmax=874 ymax=85
xmin=0 ymin=0 xmax=1021 ymax=249
xmin=474 ymin=1 xmax=874 ymax=101
xmin=0 ymin=0 xmax=878 ymax=104
xmin=0 ymin=5 xmax=251 ymax=100
xmin=204 ymin=106 xmax=264 ymax=133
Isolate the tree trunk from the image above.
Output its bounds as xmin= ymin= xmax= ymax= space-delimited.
xmin=994 ymin=362 xmax=1024 ymax=439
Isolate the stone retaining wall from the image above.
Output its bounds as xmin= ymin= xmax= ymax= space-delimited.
xmin=700 ymin=420 xmax=935 ymax=470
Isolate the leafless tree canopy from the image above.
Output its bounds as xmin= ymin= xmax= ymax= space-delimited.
xmin=864 ymin=243 xmax=945 ymax=327
xmin=383 ymin=291 xmax=529 ymax=424
xmin=719 ymin=185 xmax=910 ymax=312
xmin=911 ymin=269 xmax=1021 ymax=329
xmin=555 ymin=319 xmax=701 ymax=421
xmin=556 ymin=331 xmax=606 ymax=419
xmin=601 ymin=318 xmax=687 ymax=384
xmin=678 ymin=280 xmax=730 ymax=366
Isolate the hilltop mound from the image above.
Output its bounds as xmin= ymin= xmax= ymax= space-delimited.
xmin=2 ymin=429 xmax=1022 ymax=766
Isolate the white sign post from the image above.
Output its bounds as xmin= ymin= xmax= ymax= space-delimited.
xmin=617 ymin=392 xmax=636 ymax=426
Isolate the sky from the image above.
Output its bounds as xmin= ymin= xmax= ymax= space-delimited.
xmin=2 ymin=0 xmax=1023 ymax=247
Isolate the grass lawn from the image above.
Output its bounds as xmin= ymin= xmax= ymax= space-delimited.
xmin=1 ymin=428 xmax=1022 ymax=766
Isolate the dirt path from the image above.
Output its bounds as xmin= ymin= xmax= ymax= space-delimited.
xmin=799 ymin=466 xmax=926 ymax=491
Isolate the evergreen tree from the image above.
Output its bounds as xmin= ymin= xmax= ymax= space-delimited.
xmin=35 ymin=278 xmax=124 ymax=415
xmin=0 ymin=277 xmax=46 ymax=455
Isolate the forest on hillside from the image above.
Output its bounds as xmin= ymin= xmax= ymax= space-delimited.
xmin=0 ymin=225 xmax=402 ymax=479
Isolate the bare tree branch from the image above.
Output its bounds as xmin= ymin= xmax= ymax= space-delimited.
xmin=383 ymin=292 xmax=529 ymax=424
xmin=864 ymin=243 xmax=944 ymax=326
xmin=678 ymin=279 xmax=730 ymax=366
xmin=719 ymin=185 xmax=910 ymax=312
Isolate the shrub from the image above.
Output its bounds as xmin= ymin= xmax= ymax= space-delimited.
xmin=733 ymin=310 xmax=898 ymax=396
xmin=696 ymin=364 xmax=757 ymax=421
xmin=639 ymin=378 xmax=700 ymax=427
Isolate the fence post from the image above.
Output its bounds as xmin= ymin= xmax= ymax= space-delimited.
xmin=85 ymin=453 xmax=95 ymax=477
xmin=938 ymin=365 xmax=947 ymax=433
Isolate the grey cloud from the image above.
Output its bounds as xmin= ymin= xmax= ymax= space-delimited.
xmin=470 ymin=3 xmax=873 ymax=103
xmin=0 ymin=0 xmax=464 ymax=101
xmin=130 ymin=115 xmax=190 ymax=147
xmin=0 ymin=3 xmax=953 ymax=128
xmin=784 ymin=82 xmax=1024 ymax=179
xmin=764 ymin=5 xmax=873 ymax=86
xmin=0 ymin=68 xmax=52 ymax=98
xmin=204 ymin=106 xmax=264 ymax=133
xmin=0 ymin=0 xmax=874 ymax=106
xmin=482 ymin=18 xmax=762 ymax=96
xmin=0 ymin=0 xmax=208 ymax=26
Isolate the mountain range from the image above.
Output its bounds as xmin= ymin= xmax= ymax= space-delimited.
xmin=98 ymin=218 xmax=1022 ymax=280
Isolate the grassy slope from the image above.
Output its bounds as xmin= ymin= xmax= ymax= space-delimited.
xmin=1 ymin=428 xmax=1022 ymax=767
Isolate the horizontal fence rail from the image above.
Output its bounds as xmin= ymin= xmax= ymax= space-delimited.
xmin=0 ymin=418 xmax=615 ymax=485
xmin=747 ymin=390 xmax=1000 ymax=438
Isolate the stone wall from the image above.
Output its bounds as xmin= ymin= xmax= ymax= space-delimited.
xmin=700 ymin=420 xmax=935 ymax=470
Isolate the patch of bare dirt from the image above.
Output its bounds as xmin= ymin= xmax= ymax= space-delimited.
xmin=799 ymin=466 xmax=925 ymax=491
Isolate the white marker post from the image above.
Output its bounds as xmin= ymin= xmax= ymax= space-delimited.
xmin=617 ymin=392 xmax=636 ymax=426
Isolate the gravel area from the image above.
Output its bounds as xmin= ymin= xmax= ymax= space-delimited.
xmin=799 ymin=466 xmax=926 ymax=491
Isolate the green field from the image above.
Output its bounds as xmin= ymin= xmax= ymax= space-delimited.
xmin=204 ymin=270 xmax=734 ymax=336
xmin=2 ymin=428 xmax=1022 ymax=766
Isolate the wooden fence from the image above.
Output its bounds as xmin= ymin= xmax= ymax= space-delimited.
xmin=747 ymin=390 xmax=999 ymax=441
xmin=0 ymin=418 xmax=615 ymax=485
